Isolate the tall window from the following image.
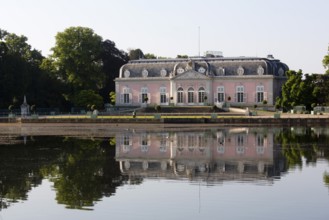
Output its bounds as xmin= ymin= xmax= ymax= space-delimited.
xmin=236 ymin=135 xmax=245 ymax=154
xmin=140 ymin=87 xmax=148 ymax=103
xmin=188 ymin=87 xmax=194 ymax=103
xmin=160 ymin=87 xmax=167 ymax=104
xmin=236 ymin=86 xmax=244 ymax=103
xmin=177 ymin=87 xmax=184 ymax=103
xmin=122 ymin=87 xmax=131 ymax=104
xmin=198 ymin=87 xmax=205 ymax=103
xmin=217 ymin=86 xmax=225 ymax=102
xmin=256 ymin=86 xmax=264 ymax=103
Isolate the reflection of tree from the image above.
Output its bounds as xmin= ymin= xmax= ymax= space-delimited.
xmin=0 ymin=136 xmax=125 ymax=211
xmin=275 ymin=128 xmax=320 ymax=169
xmin=51 ymin=137 xmax=125 ymax=210
xmin=53 ymin=138 xmax=105 ymax=209
xmin=324 ymin=172 xmax=329 ymax=186
xmin=0 ymin=136 xmax=63 ymax=210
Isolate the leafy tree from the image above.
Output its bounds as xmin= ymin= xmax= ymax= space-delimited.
xmin=99 ymin=40 xmax=128 ymax=102
xmin=144 ymin=53 xmax=156 ymax=59
xmin=109 ymin=91 xmax=116 ymax=105
xmin=0 ymin=29 xmax=65 ymax=109
xmin=176 ymin=54 xmax=188 ymax=58
xmin=128 ymin=48 xmax=144 ymax=60
xmin=49 ymin=27 xmax=104 ymax=92
xmin=276 ymin=70 xmax=310 ymax=110
xmin=73 ymin=89 xmax=103 ymax=110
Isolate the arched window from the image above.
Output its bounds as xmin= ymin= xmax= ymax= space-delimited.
xmin=177 ymin=87 xmax=184 ymax=103
xmin=188 ymin=87 xmax=194 ymax=103
xmin=198 ymin=87 xmax=205 ymax=103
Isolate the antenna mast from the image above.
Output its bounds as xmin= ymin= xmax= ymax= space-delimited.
xmin=198 ymin=26 xmax=200 ymax=57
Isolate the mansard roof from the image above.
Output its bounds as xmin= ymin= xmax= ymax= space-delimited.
xmin=118 ymin=56 xmax=289 ymax=79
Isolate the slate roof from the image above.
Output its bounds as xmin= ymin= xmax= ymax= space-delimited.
xmin=119 ymin=56 xmax=289 ymax=79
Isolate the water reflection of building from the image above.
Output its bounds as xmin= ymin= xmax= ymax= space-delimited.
xmin=116 ymin=128 xmax=284 ymax=183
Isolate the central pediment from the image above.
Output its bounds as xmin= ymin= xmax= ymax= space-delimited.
xmin=172 ymin=70 xmax=210 ymax=80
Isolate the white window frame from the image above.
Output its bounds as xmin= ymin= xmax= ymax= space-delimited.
xmin=122 ymin=87 xmax=132 ymax=104
xmin=177 ymin=87 xmax=184 ymax=104
xmin=256 ymin=86 xmax=264 ymax=103
xmin=140 ymin=87 xmax=150 ymax=104
xmin=198 ymin=87 xmax=205 ymax=103
xmin=188 ymin=87 xmax=194 ymax=103
xmin=236 ymin=86 xmax=245 ymax=103
xmin=160 ymin=87 xmax=167 ymax=104
xmin=217 ymin=86 xmax=225 ymax=102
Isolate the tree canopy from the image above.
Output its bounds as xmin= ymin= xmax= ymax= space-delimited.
xmin=47 ymin=27 xmax=104 ymax=91
xmin=0 ymin=29 xmax=65 ymax=109
xmin=128 ymin=48 xmax=144 ymax=60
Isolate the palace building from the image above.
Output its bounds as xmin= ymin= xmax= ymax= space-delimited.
xmin=115 ymin=55 xmax=288 ymax=107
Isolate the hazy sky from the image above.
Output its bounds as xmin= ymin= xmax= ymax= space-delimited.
xmin=0 ymin=0 xmax=328 ymax=73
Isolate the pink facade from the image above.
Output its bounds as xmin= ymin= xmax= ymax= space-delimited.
xmin=115 ymin=56 xmax=288 ymax=107
xmin=116 ymin=128 xmax=274 ymax=177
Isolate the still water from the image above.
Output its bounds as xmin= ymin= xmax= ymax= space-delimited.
xmin=1 ymin=126 xmax=329 ymax=220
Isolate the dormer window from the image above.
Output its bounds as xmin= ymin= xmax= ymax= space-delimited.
xmin=257 ymin=66 xmax=264 ymax=75
xmin=142 ymin=69 xmax=148 ymax=77
xmin=198 ymin=67 xmax=206 ymax=73
xmin=124 ymin=70 xmax=130 ymax=78
xmin=177 ymin=67 xmax=184 ymax=74
xmin=160 ymin=68 xmax=167 ymax=77
xmin=218 ymin=67 xmax=225 ymax=76
xmin=278 ymin=68 xmax=284 ymax=76
xmin=237 ymin=66 xmax=244 ymax=76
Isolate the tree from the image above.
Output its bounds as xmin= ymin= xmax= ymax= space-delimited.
xmin=99 ymin=40 xmax=128 ymax=103
xmin=73 ymin=89 xmax=103 ymax=110
xmin=176 ymin=54 xmax=188 ymax=58
xmin=0 ymin=29 xmax=65 ymax=109
xmin=109 ymin=91 xmax=116 ymax=105
xmin=276 ymin=70 xmax=304 ymax=110
xmin=144 ymin=53 xmax=156 ymax=59
xmin=128 ymin=48 xmax=144 ymax=60
xmin=323 ymin=45 xmax=329 ymax=74
xmin=49 ymin=27 xmax=104 ymax=92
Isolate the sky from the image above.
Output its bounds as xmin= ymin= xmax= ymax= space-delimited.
xmin=0 ymin=0 xmax=328 ymax=73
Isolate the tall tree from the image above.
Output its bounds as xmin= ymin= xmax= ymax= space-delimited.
xmin=0 ymin=29 xmax=65 ymax=109
xmin=48 ymin=27 xmax=104 ymax=92
xmin=144 ymin=53 xmax=156 ymax=59
xmin=128 ymin=48 xmax=144 ymax=60
xmin=99 ymin=40 xmax=128 ymax=103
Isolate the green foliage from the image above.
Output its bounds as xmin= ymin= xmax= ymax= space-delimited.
xmin=144 ymin=53 xmax=157 ymax=59
xmin=0 ymin=29 xmax=65 ymax=109
xmin=99 ymin=40 xmax=128 ymax=102
xmin=50 ymin=27 xmax=104 ymax=91
xmin=176 ymin=54 xmax=188 ymax=58
xmin=276 ymin=70 xmax=319 ymax=110
xmin=154 ymin=105 xmax=161 ymax=112
xmin=128 ymin=48 xmax=144 ymax=60
xmin=324 ymin=172 xmax=329 ymax=186
xmin=109 ymin=91 xmax=116 ymax=105
xmin=73 ymin=90 xmax=103 ymax=109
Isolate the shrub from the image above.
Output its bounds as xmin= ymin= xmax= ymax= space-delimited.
xmin=155 ymin=105 xmax=161 ymax=112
